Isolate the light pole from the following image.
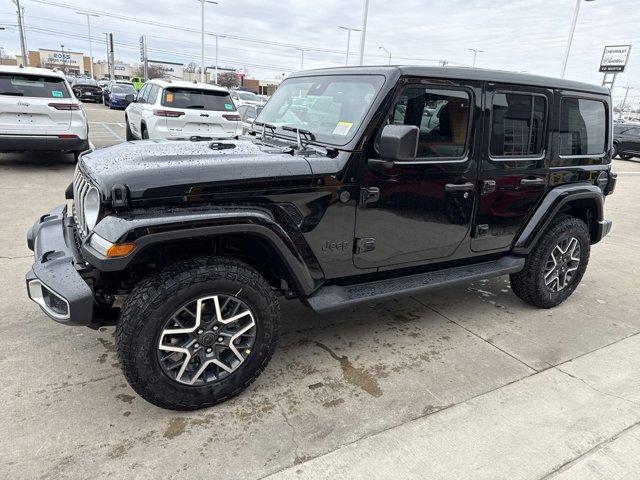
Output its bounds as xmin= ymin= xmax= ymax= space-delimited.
xmin=76 ymin=12 xmax=99 ymax=79
xmin=11 ymin=0 xmax=27 ymax=65
xmin=358 ymin=0 xmax=370 ymax=66
xmin=561 ymin=0 xmax=596 ymax=78
xmin=60 ymin=44 xmax=65 ymax=73
xmin=468 ymin=48 xmax=484 ymax=68
xmin=297 ymin=48 xmax=307 ymax=70
xmin=338 ymin=26 xmax=361 ymax=66
xmin=0 ymin=46 xmax=4 ymax=65
xmin=197 ymin=0 xmax=218 ymax=82
xmin=207 ymin=33 xmax=227 ymax=83
xmin=378 ymin=46 xmax=391 ymax=65
xmin=618 ymin=86 xmax=634 ymax=119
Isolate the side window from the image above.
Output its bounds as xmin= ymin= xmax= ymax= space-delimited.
xmin=147 ymin=85 xmax=159 ymax=104
xmin=137 ymin=85 xmax=148 ymax=104
xmin=490 ymin=93 xmax=546 ymax=157
xmin=390 ymin=86 xmax=471 ymax=159
xmin=559 ymin=98 xmax=606 ymax=156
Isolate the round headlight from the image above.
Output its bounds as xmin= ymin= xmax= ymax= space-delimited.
xmin=83 ymin=187 xmax=101 ymax=231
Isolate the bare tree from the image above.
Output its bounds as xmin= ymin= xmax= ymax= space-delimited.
xmin=184 ymin=62 xmax=199 ymax=73
xmin=217 ymin=71 xmax=240 ymax=88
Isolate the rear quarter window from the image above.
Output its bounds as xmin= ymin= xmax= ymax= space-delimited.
xmin=162 ymin=88 xmax=234 ymax=111
xmin=0 ymin=73 xmax=70 ymax=98
xmin=559 ymin=98 xmax=607 ymax=156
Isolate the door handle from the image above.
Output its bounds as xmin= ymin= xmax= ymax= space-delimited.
xmin=520 ymin=177 xmax=546 ymax=187
xmin=445 ymin=182 xmax=474 ymax=193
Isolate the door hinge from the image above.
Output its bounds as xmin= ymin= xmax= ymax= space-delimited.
xmin=475 ymin=224 xmax=489 ymax=237
xmin=359 ymin=187 xmax=380 ymax=206
xmin=355 ymin=237 xmax=376 ymax=254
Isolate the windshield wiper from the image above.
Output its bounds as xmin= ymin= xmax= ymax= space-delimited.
xmin=253 ymin=121 xmax=277 ymax=141
xmin=0 ymin=92 xmax=24 ymax=96
xmin=282 ymin=126 xmax=316 ymax=150
xmin=185 ymin=105 xmax=205 ymax=109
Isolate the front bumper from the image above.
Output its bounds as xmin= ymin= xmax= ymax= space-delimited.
xmin=25 ymin=205 xmax=95 ymax=326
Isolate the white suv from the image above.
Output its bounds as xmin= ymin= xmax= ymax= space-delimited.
xmin=0 ymin=66 xmax=89 ymax=159
xmin=230 ymin=89 xmax=265 ymax=108
xmin=124 ymin=79 xmax=242 ymax=140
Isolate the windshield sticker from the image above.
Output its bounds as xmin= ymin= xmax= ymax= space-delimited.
xmin=333 ymin=121 xmax=353 ymax=136
xmin=51 ymin=90 xmax=63 ymax=98
xmin=224 ymin=103 xmax=234 ymax=110
xmin=165 ymin=92 xmax=174 ymax=103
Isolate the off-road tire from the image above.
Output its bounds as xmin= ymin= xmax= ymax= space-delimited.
xmin=116 ymin=256 xmax=280 ymax=410
xmin=125 ymin=118 xmax=134 ymax=141
xmin=510 ymin=215 xmax=590 ymax=308
xmin=612 ymin=143 xmax=618 ymax=159
xmin=141 ymin=126 xmax=149 ymax=139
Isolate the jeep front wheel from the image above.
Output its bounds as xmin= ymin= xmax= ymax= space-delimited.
xmin=116 ymin=256 xmax=279 ymax=410
xmin=510 ymin=215 xmax=590 ymax=308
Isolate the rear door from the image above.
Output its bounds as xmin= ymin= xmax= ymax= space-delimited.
xmin=621 ymin=126 xmax=640 ymax=155
xmin=0 ymin=72 xmax=72 ymax=135
xmin=471 ymin=84 xmax=552 ymax=252
xmin=161 ymin=87 xmax=239 ymax=137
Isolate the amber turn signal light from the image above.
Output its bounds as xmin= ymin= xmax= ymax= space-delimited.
xmin=106 ymin=243 xmax=135 ymax=257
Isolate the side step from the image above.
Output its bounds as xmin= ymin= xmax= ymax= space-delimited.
xmin=305 ymin=256 xmax=525 ymax=313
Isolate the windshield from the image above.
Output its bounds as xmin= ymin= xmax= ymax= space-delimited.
xmin=255 ymin=74 xmax=384 ymax=145
xmin=238 ymin=91 xmax=259 ymax=101
xmin=112 ymin=84 xmax=135 ymax=94
xmin=162 ymin=88 xmax=234 ymax=111
xmin=76 ymin=79 xmax=98 ymax=86
xmin=0 ymin=73 xmax=70 ymax=98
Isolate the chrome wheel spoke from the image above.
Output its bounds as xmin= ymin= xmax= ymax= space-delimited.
xmin=157 ymin=294 xmax=257 ymax=386
xmin=543 ymin=236 xmax=581 ymax=292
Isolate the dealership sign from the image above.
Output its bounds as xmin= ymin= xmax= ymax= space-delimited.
xmin=599 ymin=45 xmax=632 ymax=73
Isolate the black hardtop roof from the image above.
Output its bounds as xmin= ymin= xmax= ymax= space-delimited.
xmin=291 ymin=65 xmax=610 ymax=95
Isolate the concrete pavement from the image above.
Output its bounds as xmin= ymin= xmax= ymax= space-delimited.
xmin=1 ymin=114 xmax=640 ymax=479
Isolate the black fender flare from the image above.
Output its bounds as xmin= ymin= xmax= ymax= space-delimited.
xmin=82 ymin=207 xmax=324 ymax=296
xmin=513 ymin=183 xmax=607 ymax=255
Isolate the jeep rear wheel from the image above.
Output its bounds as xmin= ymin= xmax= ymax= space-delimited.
xmin=116 ymin=256 xmax=279 ymax=410
xmin=510 ymin=215 xmax=590 ymax=308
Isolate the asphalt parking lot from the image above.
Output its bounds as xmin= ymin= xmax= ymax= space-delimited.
xmin=2 ymin=103 xmax=640 ymax=479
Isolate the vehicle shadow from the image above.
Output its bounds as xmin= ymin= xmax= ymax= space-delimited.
xmin=0 ymin=151 xmax=76 ymax=170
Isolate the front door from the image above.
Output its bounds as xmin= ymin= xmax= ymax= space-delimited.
xmin=354 ymin=80 xmax=481 ymax=269
xmin=471 ymin=85 xmax=552 ymax=252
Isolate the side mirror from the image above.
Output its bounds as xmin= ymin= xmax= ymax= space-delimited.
xmin=125 ymin=94 xmax=135 ymax=103
xmin=379 ymin=124 xmax=419 ymax=162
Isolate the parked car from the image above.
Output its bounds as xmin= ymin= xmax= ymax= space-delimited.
xmin=236 ymin=104 xmax=262 ymax=133
xmin=230 ymin=89 xmax=265 ymax=108
xmin=124 ymin=79 xmax=241 ymax=140
xmin=71 ymin=78 xmax=103 ymax=103
xmin=613 ymin=122 xmax=640 ymax=160
xmin=0 ymin=65 xmax=88 ymax=160
xmin=103 ymin=82 xmax=136 ymax=109
xmin=131 ymin=76 xmax=145 ymax=92
xmin=25 ymin=66 xmax=616 ymax=410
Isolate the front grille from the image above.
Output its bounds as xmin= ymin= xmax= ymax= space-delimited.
xmin=72 ymin=167 xmax=93 ymax=238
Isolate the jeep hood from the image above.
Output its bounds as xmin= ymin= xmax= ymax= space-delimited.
xmin=80 ymin=139 xmax=315 ymax=202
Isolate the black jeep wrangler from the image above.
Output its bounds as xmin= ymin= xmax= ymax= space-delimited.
xmin=26 ymin=66 xmax=616 ymax=410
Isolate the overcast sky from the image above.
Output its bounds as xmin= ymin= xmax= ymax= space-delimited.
xmin=1 ymin=0 xmax=638 ymax=103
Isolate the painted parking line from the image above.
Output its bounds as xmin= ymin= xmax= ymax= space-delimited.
xmin=101 ymin=123 xmax=124 ymax=141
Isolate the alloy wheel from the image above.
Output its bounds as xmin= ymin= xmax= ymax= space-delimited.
xmin=157 ymin=295 xmax=257 ymax=386
xmin=543 ymin=236 xmax=581 ymax=292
